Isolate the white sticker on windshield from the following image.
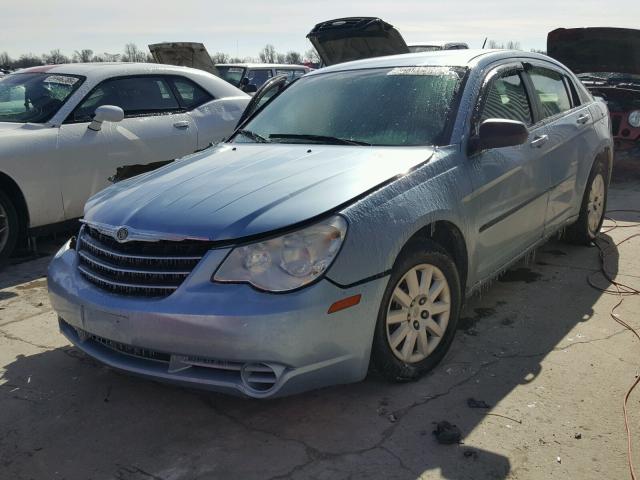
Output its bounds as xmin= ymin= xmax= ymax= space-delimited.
xmin=387 ymin=67 xmax=455 ymax=76
xmin=44 ymin=75 xmax=79 ymax=85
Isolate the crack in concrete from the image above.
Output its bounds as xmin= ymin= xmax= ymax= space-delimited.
xmin=115 ymin=464 xmax=167 ymax=480
xmin=0 ymin=329 xmax=52 ymax=350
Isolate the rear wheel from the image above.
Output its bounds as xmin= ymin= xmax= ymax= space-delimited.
xmin=372 ymin=241 xmax=461 ymax=382
xmin=0 ymin=190 xmax=19 ymax=265
xmin=564 ymin=159 xmax=608 ymax=245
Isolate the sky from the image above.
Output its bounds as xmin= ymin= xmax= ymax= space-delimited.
xmin=2 ymin=0 xmax=640 ymax=59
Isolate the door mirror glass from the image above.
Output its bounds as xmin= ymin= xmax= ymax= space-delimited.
xmin=243 ymin=83 xmax=258 ymax=93
xmin=476 ymin=118 xmax=528 ymax=151
xmin=88 ymin=105 xmax=124 ymax=131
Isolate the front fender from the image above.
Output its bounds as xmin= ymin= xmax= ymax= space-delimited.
xmin=327 ymin=151 xmax=472 ymax=287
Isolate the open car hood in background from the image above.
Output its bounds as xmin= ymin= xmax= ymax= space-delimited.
xmin=148 ymin=42 xmax=218 ymax=75
xmin=307 ymin=17 xmax=409 ymax=66
xmin=547 ymin=27 xmax=640 ymax=75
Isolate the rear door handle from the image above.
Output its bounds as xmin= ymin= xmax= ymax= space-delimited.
xmin=173 ymin=121 xmax=190 ymax=129
xmin=577 ymin=114 xmax=590 ymax=125
xmin=530 ymin=135 xmax=549 ymax=148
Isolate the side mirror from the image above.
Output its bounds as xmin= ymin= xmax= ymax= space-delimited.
xmin=88 ymin=105 xmax=124 ymax=131
xmin=470 ymin=119 xmax=528 ymax=154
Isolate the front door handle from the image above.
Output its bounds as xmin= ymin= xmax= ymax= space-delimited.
xmin=173 ymin=121 xmax=190 ymax=129
xmin=530 ymin=135 xmax=549 ymax=148
xmin=577 ymin=114 xmax=590 ymax=125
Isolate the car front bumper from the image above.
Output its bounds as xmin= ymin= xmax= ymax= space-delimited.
xmin=47 ymin=241 xmax=388 ymax=398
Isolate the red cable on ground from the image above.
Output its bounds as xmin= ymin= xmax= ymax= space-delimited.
xmin=588 ymin=210 xmax=640 ymax=480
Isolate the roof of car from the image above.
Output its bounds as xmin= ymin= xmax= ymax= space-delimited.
xmin=215 ymin=63 xmax=308 ymax=69
xmin=15 ymin=62 xmax=207 ymax=76
xmin=308 ymin=49 xmax=564 ymax=75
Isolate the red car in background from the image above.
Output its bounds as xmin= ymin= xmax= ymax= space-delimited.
xmin=548 ymin=27 xmax=640 ymax=154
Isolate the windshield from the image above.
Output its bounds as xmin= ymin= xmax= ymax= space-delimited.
xmin=0 ymin=73 xmax=84 ymax=123
xmin=235 ymin=66 xmax=465 ymax=147
xmin=216 ymin=66 xmax=246 ymax=87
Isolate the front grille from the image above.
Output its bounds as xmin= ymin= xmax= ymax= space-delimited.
xmin=77 ymin=225 xmax=213 ymax=297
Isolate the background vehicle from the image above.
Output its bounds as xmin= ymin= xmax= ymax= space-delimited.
xmin=307 ymin=17 xmax=409 ymax=66
xmin=548 ymin=27 xmax=640 ymax=153
xmin=0 ymin=63 xmax=250 ymax=261
xmin=149 ymin=42 xmax=219 ymax=75
xmin=408 ymin=42 xmax=469 ymax=52
xmin=49 ymin=49 xmax=612 ymax=398
xmin=215 ymin=64 xmax=310 ymax=92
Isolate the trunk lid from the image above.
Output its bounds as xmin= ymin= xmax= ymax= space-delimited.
xmin=547 ymin=27 xmax=640 ymax=75
xmin=148 ymin=42 xmax=218 ymax=75
xmin=307 ymin=17 xmax=409 ymax=66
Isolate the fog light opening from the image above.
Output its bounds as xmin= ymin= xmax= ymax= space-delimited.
xmin=241 ymin=362 xmax=278 ymax=393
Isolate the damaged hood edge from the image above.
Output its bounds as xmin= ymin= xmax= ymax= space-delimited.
xmin=83 ymin=144 xmax=435 ymax=243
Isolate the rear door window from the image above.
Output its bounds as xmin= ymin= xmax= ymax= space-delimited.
xmin=169 ymin=77 xmax=213 ymax=109
xmin=480 ymin=71 xmax=533 ymax=125
xmin=71 ymin=76 xmax=180 ymax=122
xmin=527 ymin=67 xmax=572 ymax=119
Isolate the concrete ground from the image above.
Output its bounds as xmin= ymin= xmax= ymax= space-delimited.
xmin=2 ymin=161 xmax=640 ymax=480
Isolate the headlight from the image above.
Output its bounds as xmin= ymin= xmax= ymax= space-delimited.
xmin=213 ymin=215 xmax=348 ymax=292
xmin=628 ymin=110 xmax=640 ymax=128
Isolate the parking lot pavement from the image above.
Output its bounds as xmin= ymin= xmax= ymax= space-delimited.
xmin=1 ymin=177 xmax=640 ymax=480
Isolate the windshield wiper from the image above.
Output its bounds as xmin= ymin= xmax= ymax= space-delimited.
xmin=269 ymin=133 xmax=371 ymax=146
xmin=237 ymin=129 xmax=270 ymax=143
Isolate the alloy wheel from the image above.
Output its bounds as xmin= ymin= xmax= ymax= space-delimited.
xmin=385 ymin=263 xmax=451 ymax=363
xmin=588 ymin=173 xmax=605 ymax=235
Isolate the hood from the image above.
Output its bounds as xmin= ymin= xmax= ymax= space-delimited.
xmin=307 ymin=17 xmax=409 ymax=66
xmin=148 ymin=42 xmax=218 ymax=75
xmin=547 ymin=27 xmax=640 ymax=75
xmin=84 ymin=143 xmax=433 ymax=241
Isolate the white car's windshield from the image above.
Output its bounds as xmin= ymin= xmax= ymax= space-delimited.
xmin=0 ymin=73 xmax=84 ymax=123
xmin=235 ymin=66 xmax=466 ymax=147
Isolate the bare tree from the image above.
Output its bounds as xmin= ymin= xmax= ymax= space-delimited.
xmin=0 ymin=51 xmax=13 ymax=68
xmin=43 ymin=49 xmax=69 ymax=64
xmin=506 ymin=41 xmax=521 ymax=50
xmin=73 ymin=49 xmax=94 ymax=63
xmin=304 ymin=48 xmax=320 ymax=64
xmin=276 ymin=53 xmax=286 ymax=64
xmin=211 ymin=52 xmax=230 ymax=64
xmin=14 ymin=54 xmax=42 ymax=68
xmin=486 ymin=40 xmax=521 ymax=50
xmin=122 ymin=43 xmax=146 ymax=62
xmin=284 ymin=51 xmax=303 ymax=65
xmin=258 ymin=44 xmax=277 ymax=63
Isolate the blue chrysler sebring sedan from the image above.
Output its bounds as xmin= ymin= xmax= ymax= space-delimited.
xmin=48 ymin=49 xmax=612 ymax=398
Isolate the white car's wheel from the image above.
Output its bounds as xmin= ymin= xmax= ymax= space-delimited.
xmin=373 ymin=240 xmax=461 ymax=381
xmin=0 ymin=190 xmax=18 ymax=265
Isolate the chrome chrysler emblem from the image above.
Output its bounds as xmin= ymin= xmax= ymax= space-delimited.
xmin=115 ymin=227 xmax=129 ymax=242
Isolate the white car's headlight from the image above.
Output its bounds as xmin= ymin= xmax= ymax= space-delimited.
xmin=628 ymin=110 xmax=640 ymax=128
xmin=213 ymin=215 xmax=348 ymax=292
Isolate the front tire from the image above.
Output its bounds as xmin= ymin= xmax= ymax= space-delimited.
xmin=0 ymin=190 xmax=19 ymax=265
xmin=372 ymin=241 xmax=461 ymax=382
xmin=564 ymin=158 xmax=608 ymax=245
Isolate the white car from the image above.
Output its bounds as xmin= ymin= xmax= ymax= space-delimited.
xmin=0 ymin=63 xmax=250 ymax=260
